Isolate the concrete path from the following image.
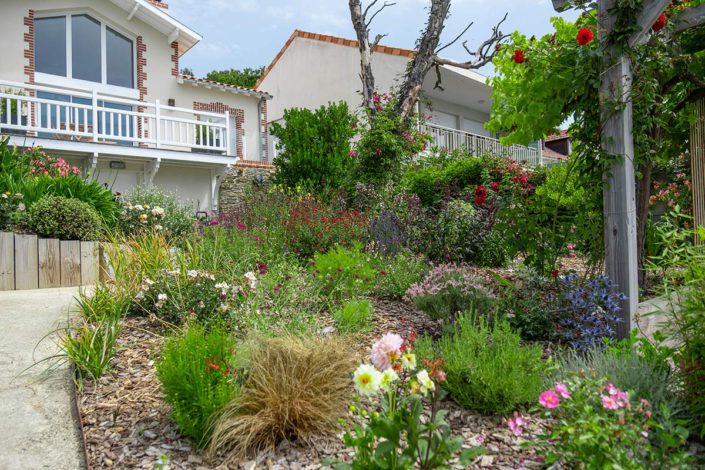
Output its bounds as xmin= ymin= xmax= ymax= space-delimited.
xmin=0 ymin=288 xmax=85 ymax=470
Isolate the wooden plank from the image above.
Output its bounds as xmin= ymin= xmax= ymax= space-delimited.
xmin=673 ymin=4 xmax=705 ymax=33
xmin=629 ymin=0 xmax=670 ymax=46
xmin=60 ymin=240 xmax=81 ymax=287
xmin=0 ymin=232 xmax=14 ymax=291
xmin=691 ymin=98 xmax=705 ymax=244
xmin=80 ymin=241 xmax=98 ymax=286
xmin=38 ymin=238 xmax=61 ymax=289
xmin=14 ymin=234 xmax=38 ymax=290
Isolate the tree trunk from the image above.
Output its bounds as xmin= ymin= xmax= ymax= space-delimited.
xmin=349 ymin=0 xmax=376 ymax=110
xmin=394 ymin=0 xmax=451 ymax=121
xmin=635 ymin=160 xmax=653 ymax=289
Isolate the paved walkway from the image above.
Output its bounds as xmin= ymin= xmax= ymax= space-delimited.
xmin=0 ymin=288 xmax=85 ymax=470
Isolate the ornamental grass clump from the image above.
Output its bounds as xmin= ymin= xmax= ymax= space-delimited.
xmin=208 ymin=335 xmax=357 ymax=460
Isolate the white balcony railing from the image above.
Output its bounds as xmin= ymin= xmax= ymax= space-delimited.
xmin=0 ymin=80 xmax=232 ymax=155
xmin=421 ymin=123 xmax=542 ymax=166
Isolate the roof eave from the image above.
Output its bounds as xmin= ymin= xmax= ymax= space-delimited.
xmin=177 ymin=76 xmax=273 ymax=100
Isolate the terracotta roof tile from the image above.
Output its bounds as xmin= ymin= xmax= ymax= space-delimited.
xmin=545 ymin=129 xmax=570 ymax=142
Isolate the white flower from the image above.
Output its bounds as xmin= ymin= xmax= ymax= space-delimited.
xmin=154 ymin=225 xmax=163 ymax=231
xmin=218 ymin=303 xmax=229 ymax=313
xmin=380 ymin=368 xmax=399 ymax=391
xmin=17 ymin=203 xmax=25 ymax=212
xmin=151 ymin=207 xmax=165 ymax=217
xmin=416 ymin=370 xmax=435 ymax=396
xmin=401 ymin=352 xmax=417 ymax=370
xmin=1 ymin=193 xmax=7 ymax=199
xmin=187 ymin=270 xmax=199 ymax=279
xmin=143 ymin=278 xmax=155 ymax=286
xmin=134 ymin=291 xmax=145 ymax=301
xmin=215 ymin=282 xmax=230 ymax=290
xmin=157 ymin=293 xmax=168 ymax=301
xmin=244 ymin=272 xmax=257 ymax=290
xmin=134 ymin=204 xmax=144 ymax=211
xmin=353 ymin=364 xmax=382 ymax=396
xmin=230 ymin=285 xmax=241 ymax=295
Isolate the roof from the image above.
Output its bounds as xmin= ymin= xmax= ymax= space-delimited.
xmin=542 ymin=147 xmax=567 ymax=161
xmin=545 ymin=129 xmax=570 ymax=142
xmin=108 ymin=0 xmax=201 ymax=55
xmin=255 ymin=30 xmax=416 ymax=90
xmin=178 ymin=75 xmax=272 ymax=100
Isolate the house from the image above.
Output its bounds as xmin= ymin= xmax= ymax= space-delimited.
xmin=0 ymin=0 xmax=272 ymax=211
xmin=256 ymin=30 xmax=542 ymax=165
xmin=542 ymin=129 xmax=570 ymax=164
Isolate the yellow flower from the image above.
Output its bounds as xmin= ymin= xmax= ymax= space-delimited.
xmin=416 ymin=369 xmax=435 ymax=396
xmin=353 ymin=364 xmax=381 ymax=396
xmin=380 ymin=368 xmax=399 ymax=391
xmin=401 ymin=352 xmax=417 ymax=370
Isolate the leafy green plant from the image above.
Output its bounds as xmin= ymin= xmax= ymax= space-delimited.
xmin=332 ymin=299 xmax=374 ymax=333
xmin=270 ymin=102 xmax=356 ymax=193
xmin=495 ymin=271 xmax=557 ymax=341
xmin=117 ymin=186 xmax=195 ymax=240
xmin=205 ymin=66 xmax=265 ymax=88
xmin=28 ymin=196 xmax=102 ymax=240
xmin=371 ymin=252 xmax=428 ymax=300
xmin=418 ymin=314 xmax=543 ymax=415
xmin=525 ymin=375 xmax=693 ymax=468
xmin=0 ymin=191 xmax=24 ymax=230
xmin=309 ymin=244 xmax=377 ymax=300
xmin=339 ymin=332 xmax=485 ymax=469
xmin=405 ymin=264 xmax=494 ymax=321
xmin=156 ymin=322 xmax=240 ymax=448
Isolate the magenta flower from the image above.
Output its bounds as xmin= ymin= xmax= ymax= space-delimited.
xmin=539 ymin=390 xmax=560 ymax=409
xmin=601 ymin=394 xmax=620 ymax=410
xmin=236 ymin=222 xmax=246 ymax=231
xmin=553 ymin=383 xmax=571 ymax=399
xmin=507 ymin=414 xmax=526 ymax=436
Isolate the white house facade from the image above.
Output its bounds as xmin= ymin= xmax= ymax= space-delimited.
xmin=256 ymin=31 xmax=542 ymax=165
xmin=0 ymin=0 xmax=272 ymax=211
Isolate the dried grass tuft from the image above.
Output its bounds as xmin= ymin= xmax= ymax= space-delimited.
xmin=208 ymin=334 xmax=357 ymax=461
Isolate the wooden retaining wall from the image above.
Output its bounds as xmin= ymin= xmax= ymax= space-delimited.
xmin=0 ymin=232 xmax=99 ymax=291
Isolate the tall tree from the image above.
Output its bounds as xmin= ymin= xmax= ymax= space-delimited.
xmin=348 ymin=0 xmax=508 ymax=121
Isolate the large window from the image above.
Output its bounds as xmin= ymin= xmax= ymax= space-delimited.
xmin=35 ymin=14 xmax=135 ymax=89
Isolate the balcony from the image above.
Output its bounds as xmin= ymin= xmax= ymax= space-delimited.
xmin=421 ymin=123 xmax=543 ymax=166
xmin=0 ymin=80 xmax=233 ymax=157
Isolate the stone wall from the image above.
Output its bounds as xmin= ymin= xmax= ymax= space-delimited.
xmin=218 ymin=161 xmax=275 ymax=214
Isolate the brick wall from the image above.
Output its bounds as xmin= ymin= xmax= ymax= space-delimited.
xmin=193 ymin=102 xmax=245 ymax=159
xmin=260 ymin=99 xmax=269 ymax=162
xmin=170 ymin=41 xmax=179 ymax=77
xmin=23 ymin=10 xmax=35 ymax=129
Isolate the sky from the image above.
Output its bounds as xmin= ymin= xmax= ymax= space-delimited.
xmin=170 ymin=0 xmax=580 ymax=78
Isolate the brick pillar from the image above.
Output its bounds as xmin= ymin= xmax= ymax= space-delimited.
xmin=170 ymin=41 xmax=179 ymax=77
xmin=260 ymin=98 xmax=269 ymax=162
xmin=136 ymin=36 xmax=148 ymax=146
xmin=23 ymin=10 xmax=36 ymax=130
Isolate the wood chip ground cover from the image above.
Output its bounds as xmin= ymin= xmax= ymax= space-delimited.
xmin=78 ymin=300 xmax=546 ymax=470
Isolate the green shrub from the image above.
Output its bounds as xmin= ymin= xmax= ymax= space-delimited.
xmin=371 ymin=252 xmax=428 ymax=299
xmin=0 ymin=191 xmax=24 ymax=231
xmin=496 ymin=271 xmax=557 ymax=341
xmin=117 ymin=186 xmax=195 ymax=240
xmin=405 ymin=264 xmax=495 ymax=321
xmin=270 ymin=102 xmax=356 ymax=193
xmin=28 ymin=196 xmax=102 ymax=240
xmin=332 ymin=299 xmax=374 ymax=333
xmin=156 ymin=322 xmax=240 ymax=448
xmin=309 ymin=243 xmax=377 ymax=300
xmin=420 ymin=313 xmax=544 ymax=415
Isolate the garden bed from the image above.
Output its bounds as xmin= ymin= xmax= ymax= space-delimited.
xmin=77 ymin=301 xmax=546 ymax=470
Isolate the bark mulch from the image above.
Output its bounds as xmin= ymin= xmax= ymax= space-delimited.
xmin=78 ymin=302 xmax=544 ymax=470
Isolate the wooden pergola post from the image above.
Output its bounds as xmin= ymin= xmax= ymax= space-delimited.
xmin=691 ymin=97 xmax=705 ymax=244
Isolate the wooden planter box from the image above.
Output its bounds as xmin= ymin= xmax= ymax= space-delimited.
xmin=0 ymin=232 xmax=100 ymax=291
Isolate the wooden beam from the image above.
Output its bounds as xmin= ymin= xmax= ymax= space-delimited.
xmin=127 ymin=3 xmax=140 ymax=21
xmin=629 ymin=0 xmax=670 ymax=46
xmin=600 ymin=0 xmax=639 ymax=338
xmin=673 ymin=3 xmax=705 ymax=33
xmin=692 ymin=98 xmax=705 ymax=244
xmin=551 ymin=0 xmax=572 ymax=12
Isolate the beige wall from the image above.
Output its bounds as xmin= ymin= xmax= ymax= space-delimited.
xmin=0 ymin=0 xmax=263 ymax=160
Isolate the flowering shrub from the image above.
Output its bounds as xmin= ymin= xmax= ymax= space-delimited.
xmin=28 ymin=152 xmax=81 ymax=178
xmin=558 ymin=274 xmax=625 ymax=350
xmin=117 ymin=187 xmax=195 ymax=240
xmin=308 ymin=243 xmax=377 ymax=300
xmin=650 ymin=171 xmax=692 ymax=214
xmin=417 ymin=314 xmax=543 ymax=415
xmin=130 ymin=269 xmax=247 ymax=325
xmin=28 ymin=195 xmax=102 ymax=240
xmin=520 ymin=375 xmax=692 ymax=468
xmin=368 ymin=210 xmax=405 ymax=256
xmin=156 ymin=322 xmax=240 ymax=448
xmin=405 ymin=263 xmax=494 ymax=321
xmin=286 ymin=196 xmax=368 ymax=258
xmin=340 ymin=332 xmax=485 ymax=469
xmin=0 ymin=191 xmax=25 ymax=230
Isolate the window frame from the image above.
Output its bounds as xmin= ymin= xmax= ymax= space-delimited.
xmin=34 ymin=10 xmax=138 ymax=98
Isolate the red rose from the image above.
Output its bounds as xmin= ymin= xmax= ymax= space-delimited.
xmin=490 ymin=181 xmax=501 ymax=192
xmin=652 ymin=14 xmax=666 ymax=32
xmin=576 ymin=27 xmax=594 ymax=46
xmin=474 ymin=185 xmax=487 ymax=206
xmin=512 ymin=49 xmax=526 ymax=64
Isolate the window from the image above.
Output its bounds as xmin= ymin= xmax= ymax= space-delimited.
xmin=35 ymin=17 xmax=67 ymax=76
xmin=34 ymin=13 xmax=135 ymax=89
xmin=106 ymin=28 xmax=134 ymax=88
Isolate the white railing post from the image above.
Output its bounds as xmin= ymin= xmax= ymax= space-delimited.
xmin=92 ymin=89 xmax=99 ymax=142
xmin=224 ymin=112 xmax=231 ymax=156
xmin=155 ymin=99 xmax=162 ymax=149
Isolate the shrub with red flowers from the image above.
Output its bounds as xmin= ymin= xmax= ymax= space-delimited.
xmin=512 ymin=49 xmax=526 ymax=64
xmin=474 ymin=184 xmax=487 ymax=206
xmin=575 ymin=27 xmax=594 ymax=46
xmin=285 ymin=195 xmax=369 ymax=258
xmin=521 ymin=374 xmax=692 ymax=468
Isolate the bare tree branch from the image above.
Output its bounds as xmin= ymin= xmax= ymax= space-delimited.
xmin=349 ymin=0 xmax=377 ymax=110
xmin=436 ymin=21 xmax=474 ymax=54
xmin=372 ymin=33 xmax=388 ymax=49
xmin=362 ymin=0 xmax=380 ymax=19
xmin=366 ymin=2 xmax=396 ymax=29
xmin=432 ymin=12 xmax=508 ymax=71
